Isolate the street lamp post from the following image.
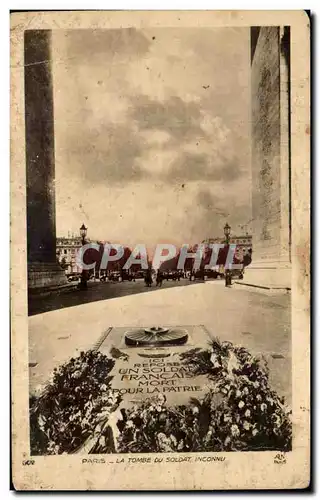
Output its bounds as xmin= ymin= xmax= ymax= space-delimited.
xmin=79 ymin=223 xmax=88 ymax=290
xmin=224 ymin=223 xmax=231 ymax=245
xmin=223 ymin=223 xmax=232 ymax=287
xmin=80 ymin=223 xmax=87 ymax=246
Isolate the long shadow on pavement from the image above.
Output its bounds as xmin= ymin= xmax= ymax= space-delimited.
xmin=28 ymin=278 xmax=216 ymax=316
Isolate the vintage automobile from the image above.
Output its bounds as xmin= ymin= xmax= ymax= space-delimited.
xmin=207 ymin=266 xmax=244 ymax=280
xmin=203 ymin=268 xmax=227 ymax=279
xmin=100 ymin=272 xmax=121 ymax=282
xmin=120 ymin=271 xmax=134 ymax=282
xmin=67 ymin=274 xmax=80 ymax=282
xmin=230 ymin=267 xmax=244 ymax=279
xmin=193 ymin=270 xmax=205 ymax=280
xmin=164 ymin=271 xmax=180 ymax=281
xmin=111 ymin=272 xmax=121 ymax=282
xmin=131 ymin=270 xmax=145 ymax=279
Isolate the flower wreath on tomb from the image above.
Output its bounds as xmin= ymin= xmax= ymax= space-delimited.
xmin=30 ymin=339 xmax=292 ymax=455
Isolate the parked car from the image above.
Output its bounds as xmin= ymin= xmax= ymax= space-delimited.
xmin=206 ymin=266 xmax=243 ymax=280
xmin=231 ymin=267 xmax=244 ymax=279
xmin=100 ymin=272 xmax=120 ymax=282
xmin=67 ymin=274 xmax=80 ymax=282
xmin=205 ymin=269 xmax=224 ymax=279
xmin=132 ymin=271 xmax=145 ymax=279
xmin=193 ymin=270 xmax=205 ymax=280
xmin=164 ymin=271 xmax=180 ymax=281
xmin=109 ymin=272 xmax=120 ymax=282
xmin=120 ymin=271 xmax=133 ymax=282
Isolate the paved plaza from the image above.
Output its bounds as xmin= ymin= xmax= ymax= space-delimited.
xmin=28 ymin=278 xmax=199 ymax=316
xmin=29 ymin=281 xmax=291 ymax=405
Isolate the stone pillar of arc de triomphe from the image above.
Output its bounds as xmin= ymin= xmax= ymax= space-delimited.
xmin=25 ymin=30 xmax=67 ymax=291
xmin=244 ymin=26 xmax=291 ymax=289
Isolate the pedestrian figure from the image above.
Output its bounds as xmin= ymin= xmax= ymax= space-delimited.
xmin=243 ymin=248 xmax=252 ymax=269
xmin=225 ymin=268 xmax=232 ymax=287
xmin=145 ymin=269 xmax=153 ymax=287
xmin=156 ymin=270 xmax=163 ymax=287
xmin=79 ymin=269 xmax=88 ymax=290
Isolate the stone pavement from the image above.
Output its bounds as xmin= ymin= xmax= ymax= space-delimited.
xmin=29 ymin=281 xmax=291 ymax=404
xmin=28 ymin=278 xmax=199 ymax=316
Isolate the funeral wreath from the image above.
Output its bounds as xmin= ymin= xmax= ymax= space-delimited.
xmin=30 ymin=339 xmax=291 ymax=454
xmin=30 ymin=350 xmax=121 ymax=454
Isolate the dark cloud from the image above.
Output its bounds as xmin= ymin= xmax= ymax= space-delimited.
xmin=64 ymin=28 xmax=151 ymax=64
xmin=65 ymin=123 xmax=148 ymax=185
xmin=164 ymin=152 xmax=242 ymax=183
xmin=129 ymin=95 xmax=203 ymax=140
xmin=189 ymin=187 xmax=252 ymax=241
xmin=196 ymin=189 xmax=227 ymax=215
xmin=61 ymin=89 xmax=245 ymax=185
xmin=128 ymin=93 xmax=245 ymax=184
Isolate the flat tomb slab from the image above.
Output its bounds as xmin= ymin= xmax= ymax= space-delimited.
xmin=97 ymin=325 xmax=214 ymax=407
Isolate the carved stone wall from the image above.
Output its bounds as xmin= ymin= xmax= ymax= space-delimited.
xmin=245 ymin=27 xmax=291 ymax=288
xmin=251 ymin=27 xmax=282 ymax=260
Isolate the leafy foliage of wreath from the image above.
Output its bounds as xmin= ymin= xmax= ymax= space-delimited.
xmin=117 ymin=339 xmax=292 ymax=453
xmin=30 ymin=339 xmax=292 ymax=454
xmin=30 ymin=350 xmax=120 ymax=454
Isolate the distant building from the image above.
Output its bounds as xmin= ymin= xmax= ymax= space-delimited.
xmin=202 ymin=235 xmax=252 ymax=262
xmin=56 ymin=236 xmax=82 ymax=274
xmin=202 ymin=234 xmax=252 ymax=249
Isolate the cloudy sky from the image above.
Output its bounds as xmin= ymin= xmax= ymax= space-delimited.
xmin=52 ymin=27 xmax=251 ymax=247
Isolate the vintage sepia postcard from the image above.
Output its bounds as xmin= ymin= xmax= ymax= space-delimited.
xmin=10 ymin=10 xmax=310 ymax=490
